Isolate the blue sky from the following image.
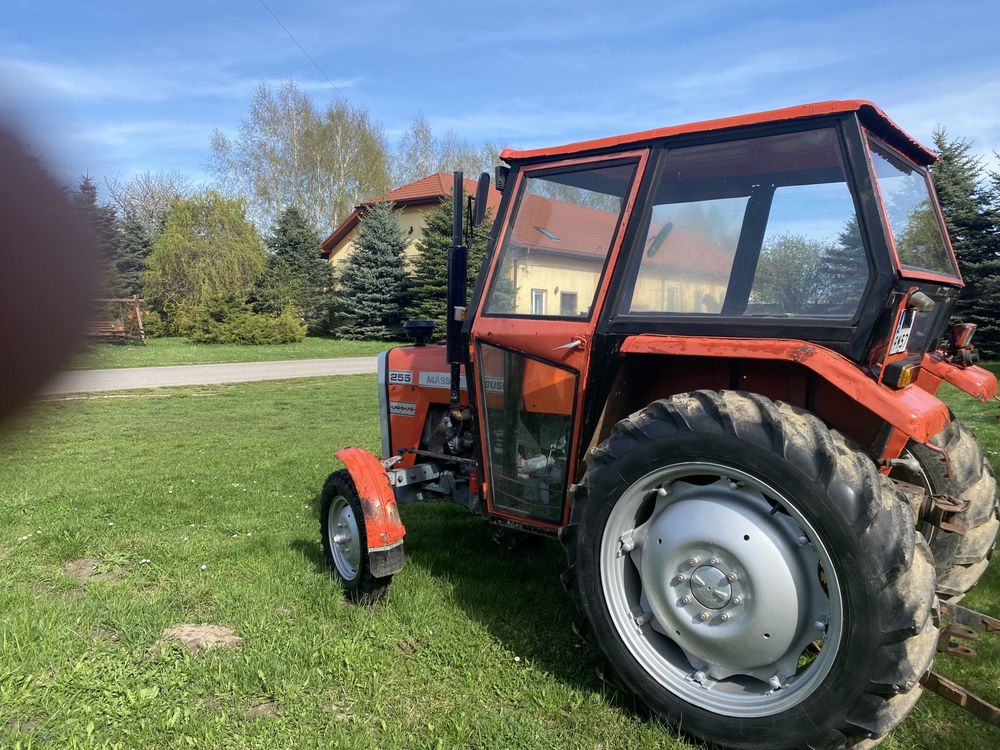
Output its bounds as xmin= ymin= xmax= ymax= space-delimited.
xmin=3 ymin=0 xmax=999 ymax=189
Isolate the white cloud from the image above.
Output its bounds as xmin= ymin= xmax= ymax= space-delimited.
xmin=0 ymin=57 xmax=356 ymax=103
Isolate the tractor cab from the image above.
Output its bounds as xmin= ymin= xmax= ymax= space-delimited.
xmin=321 ymin=100 xmax=999 ymax=748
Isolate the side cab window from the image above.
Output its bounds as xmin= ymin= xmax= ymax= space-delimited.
xmin=620 ymin=128 xmax=870 ymax=321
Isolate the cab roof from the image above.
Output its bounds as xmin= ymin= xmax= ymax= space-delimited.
xmin=500 ymin=100 xmax=936 ymax=166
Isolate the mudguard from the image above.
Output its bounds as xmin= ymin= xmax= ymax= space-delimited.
xmin=335 ymin=446 xmax=406 ymax=576
xmin=620 ymin=335 xmax=952 ymax=443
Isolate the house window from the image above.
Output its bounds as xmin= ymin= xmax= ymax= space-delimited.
xmin=559 ymin=291 xmax=578 ymax=316
xmin=531 ymin=289 xmax=547 ymax=315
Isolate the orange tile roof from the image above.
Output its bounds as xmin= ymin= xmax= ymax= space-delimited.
xmin=321 ymin=172 xmax=502 ymax=255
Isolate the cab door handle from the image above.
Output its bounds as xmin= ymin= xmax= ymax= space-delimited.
xmin=553 ymin=338 xmax=584 ymax=352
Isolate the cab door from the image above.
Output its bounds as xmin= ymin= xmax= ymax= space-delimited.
xmin=469 ymin=152 xmax=648 ymax=529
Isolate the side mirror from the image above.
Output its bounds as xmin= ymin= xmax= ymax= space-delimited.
xmin=473 ymin=172 xmax=490 ymax=227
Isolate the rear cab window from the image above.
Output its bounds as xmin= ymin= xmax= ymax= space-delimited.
xmin=867 ymin=138 xmax=958 ymax=279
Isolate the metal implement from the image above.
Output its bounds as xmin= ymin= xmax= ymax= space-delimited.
xmin=920 ymin=601 xmax=1000 ymax=727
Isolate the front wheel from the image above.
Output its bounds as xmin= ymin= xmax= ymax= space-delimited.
xmin=320 ymin=469 xmax=393 ymax=603
xmin=563 ymin=392 xmax=937 ymax=749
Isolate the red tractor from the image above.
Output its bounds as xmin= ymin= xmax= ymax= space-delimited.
xmin=320 ymin=100 xmax=999 ymax=748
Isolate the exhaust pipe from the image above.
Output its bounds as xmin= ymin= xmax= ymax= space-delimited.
xmin=446 ymin=171 xmax=467 ymax=409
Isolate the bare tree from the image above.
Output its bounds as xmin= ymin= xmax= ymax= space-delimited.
xmin=210 ymin=80 xmax=391 ymax=235
xmin=393 ymin=113 xmax=505 ymax=186
xmin=105 ymin=170 xmax=191 ymax=239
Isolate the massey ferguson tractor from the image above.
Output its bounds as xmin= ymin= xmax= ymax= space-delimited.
xmin=320 ymin=100 xmax=999 ymax=748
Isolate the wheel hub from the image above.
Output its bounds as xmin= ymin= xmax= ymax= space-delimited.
xmin=328 ymin=495 xmax=361 ymax=580
xmin=689 ymin=565 xmax=731 ymax=608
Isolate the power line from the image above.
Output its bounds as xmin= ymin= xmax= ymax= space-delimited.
xmin=256 ymin=0 xmax=344 ymax=98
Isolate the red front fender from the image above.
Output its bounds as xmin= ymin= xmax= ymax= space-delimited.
xmin=335 ymin=446 xmax=406 ymax=551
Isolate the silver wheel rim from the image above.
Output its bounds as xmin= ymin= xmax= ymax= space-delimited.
xmin=600 ymin=462 xmax=843 ymax=717
xmin=328 ymin=495 xmax=361 ymax=580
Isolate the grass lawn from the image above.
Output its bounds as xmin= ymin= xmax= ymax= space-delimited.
xmin=0 ymin=375 xmax=997 ymax=749
xmin=75 ymin=337 xmax=395 ymax=370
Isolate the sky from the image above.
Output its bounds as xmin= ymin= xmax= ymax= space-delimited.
xmin=3 ymin=0 xmax=999 ymax=195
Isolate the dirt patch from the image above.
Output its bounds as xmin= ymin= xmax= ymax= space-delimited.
xmin=4 ymin=717 xmax=40 ymax=733
xmin=322 ymin=702 xmax=352 ymax=721
xmin=64 ymin=557 xmax=125 ymax=583
xmin=201 ymin=695 xmax=223 ymax=711
xmin=154 ymin=624 xmax=243 ymax=653
xmin=246 ymin=698 xmax=280 ymax=718
xmin=396 ymin=638 xmax=428 ymax=658
xmin=90 ymin=627 xmax=119 ymax=642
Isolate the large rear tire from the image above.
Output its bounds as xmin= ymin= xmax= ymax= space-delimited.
xmin=320 ymin=469 xmax=393 ymax=604
xmin=562 ymin=391 xmax=937 ymax=750
xmin=895 ymin=416 xmax=998 ymax=601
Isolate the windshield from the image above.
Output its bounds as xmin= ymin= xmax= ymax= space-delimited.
xmin=868 ymin=139 xmax=958 ymax=278
xmin=483 ymin=160 xmax=637 ymax=318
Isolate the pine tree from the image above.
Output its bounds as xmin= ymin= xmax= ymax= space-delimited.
xmin=73 ymin=176 xmax=122 ymax=297
xmin=334 ymin=201 xmax=410 ymax=340
xmin=406 ymin=196 xmax=493 ymax=336
xmin=117 ymin=211 xmax=152 ymax=296
xmin=260 ymin=206 xmax=331 ymax=331
xmin=930 ymin=130 xmax=1000 ymax=356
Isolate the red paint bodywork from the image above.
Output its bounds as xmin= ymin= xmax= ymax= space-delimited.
xmin=335 ymin=446 xmax=406 ymax=550
xmin=620 ymin=335 xmax=952 ymax=444
xmin=384 ymin=344 xmax=470 ymax=469
xmin=502 ymin=101 xmax=936 ymax=166
xmin=920 ymin=354 xmax=998 ymax=402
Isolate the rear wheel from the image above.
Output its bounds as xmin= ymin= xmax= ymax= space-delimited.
xmin=563 ymin=391 xmax=937 ymax=749
xmin=894 ymin=417 xmax=998 ymax=601
xmin=320 ymin=470 xmax=393 ymax=603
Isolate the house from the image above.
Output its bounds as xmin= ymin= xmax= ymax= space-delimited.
xmin=321 ymin=173 xmax=503 ymax=268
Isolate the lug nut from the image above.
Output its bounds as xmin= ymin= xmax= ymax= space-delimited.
xmin=815 ymin=620 xmax=826 ymax=631
xmin=635 ymin=612 xmax=652 ymax=626
xmin=797 ymin=535 xmax=808 ymax=546
xmin=679 ymin=595 xmax=692 ymax=605
xmin=727 ymin=572 xmax=738 ymax=582
xmin=675 ymin=573 xmax=687 ymax=583
xmin=698 ymin=611 xmax=711 ymax=622
xmin=768 ymin=675 xmax=782 ymax=690
xmin=687 ymin=557 xmax=700 ymax=567
xmin=720 ymin=613 xmax=732 ymax=622
xmin=693 ymin=671 xmax=707 ymax=684
xmin=733 ymin=596 xmax=744 ymax=605
xmin=708 ymin=556 xmax=720 ymax=566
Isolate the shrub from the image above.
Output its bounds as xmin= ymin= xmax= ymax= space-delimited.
xmin=183 ymin=296 xmax=306 ymax=345
xmin=140 ymin=309 xmax=164 ymax=338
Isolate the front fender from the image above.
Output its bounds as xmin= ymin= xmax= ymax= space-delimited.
xmin=336 ymin=446 xmax=406 ymax=576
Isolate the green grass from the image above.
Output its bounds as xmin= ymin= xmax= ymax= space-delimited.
xmin=0 ymin=376 xmax=997 ymax=749
xmin=75 ymin=337 xmax=395 ymax=370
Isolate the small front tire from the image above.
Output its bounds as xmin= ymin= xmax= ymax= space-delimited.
xmin=320 ymin=469 xmax=393 ymax=604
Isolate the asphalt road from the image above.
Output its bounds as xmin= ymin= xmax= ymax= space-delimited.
xmin=40 ymin=357 xmax=378 ymax=395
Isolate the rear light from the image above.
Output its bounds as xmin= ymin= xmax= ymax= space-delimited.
xmin=883 ymin=356 xmax=922 ymax=389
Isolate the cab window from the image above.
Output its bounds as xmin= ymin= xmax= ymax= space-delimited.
xmin=484 ymin=160 xmax=637 ymax=318
xmin=621 ymin=128 xmax=870 ymax=320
